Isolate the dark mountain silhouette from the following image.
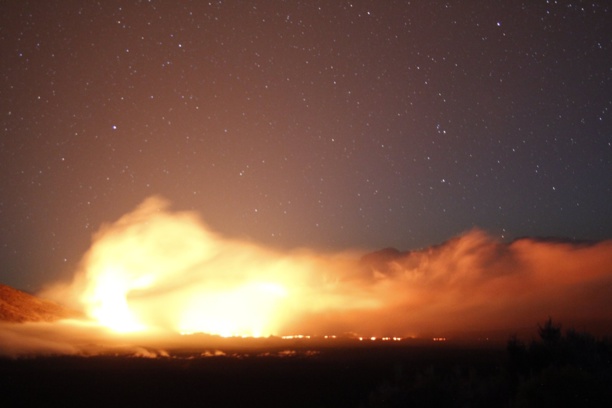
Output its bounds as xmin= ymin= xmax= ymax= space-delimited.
xmin=0 ymin=283 xmax=82 ymax=323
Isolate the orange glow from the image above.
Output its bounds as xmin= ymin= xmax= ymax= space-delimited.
xmin=176 ymin=282 xmax=288 ymax=337
xmin=85 ymin=267 xmax=148 ymax=333
xmin=67 ymin=198 xmax=298 ymax=336
xmin=31 ymin=195 xmax=612 ymax=356
xmin=45 ymin=197 xmax=365 ymax=338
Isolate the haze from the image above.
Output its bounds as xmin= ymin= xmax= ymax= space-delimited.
xmin=2 ymin=197 xmax=611 ymax=357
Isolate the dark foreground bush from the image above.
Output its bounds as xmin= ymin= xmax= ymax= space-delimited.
xmin=366 ymin=319 xmax=612 ymax=407
xmin=508 ymin=318 xmax=612 ymax=407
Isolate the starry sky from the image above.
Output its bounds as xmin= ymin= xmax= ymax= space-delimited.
xmin=1 ymin=1 xmax=610 ymax=291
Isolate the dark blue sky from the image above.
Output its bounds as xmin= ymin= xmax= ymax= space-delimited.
xmin=1 ymin=1 xmax=610 ymax=290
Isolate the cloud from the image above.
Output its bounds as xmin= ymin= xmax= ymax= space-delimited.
xmin=335 ymin=230 xmax=612 ymax=336
xmin=2 ymin=196 xmax=611 ymax=356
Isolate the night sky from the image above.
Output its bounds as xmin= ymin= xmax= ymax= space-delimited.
xmin=1 ymin=1 xmax=610 ymax=291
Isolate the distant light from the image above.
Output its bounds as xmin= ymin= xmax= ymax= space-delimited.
xmin=281 ymin=334 xmax=310 ymax=340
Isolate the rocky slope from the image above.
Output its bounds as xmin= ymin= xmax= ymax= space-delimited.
xmin=0 ymin=284 xmax=82 ymax=323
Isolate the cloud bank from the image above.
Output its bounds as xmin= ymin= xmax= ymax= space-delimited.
xmin=1 ymin=196 xmax=611 ymax=356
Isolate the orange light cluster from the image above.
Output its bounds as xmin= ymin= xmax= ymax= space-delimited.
xmin=281 ymin=334 xmax=311 ymax=340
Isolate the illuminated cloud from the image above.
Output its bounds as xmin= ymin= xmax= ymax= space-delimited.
xmin=346 ymin=231 xmax=612 ymax=337
xmin=1 ymin=197 xmax=611 ymax=356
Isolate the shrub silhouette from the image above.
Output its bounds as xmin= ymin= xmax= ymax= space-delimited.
xmin=537 ymin=317 xmax=561 ymax=345
xmin=366 ymin=318 xmax=611 ymax=407
xmin=508 ymin=318 xmax=612 ymax=407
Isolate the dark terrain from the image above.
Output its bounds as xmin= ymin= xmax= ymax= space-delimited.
xmin=2 ymin=341 xmax=508 ymax=408
xmin=1 ymin=283 xmax=610 ymax=407
xmin=4 ymin=323 xmax=611 ymax=408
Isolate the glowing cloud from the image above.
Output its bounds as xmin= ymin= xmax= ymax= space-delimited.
xmin=43 ymin=197 xmax=361 ymax=338
xmin=2 ymin=196 xmax=610 ymax=356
